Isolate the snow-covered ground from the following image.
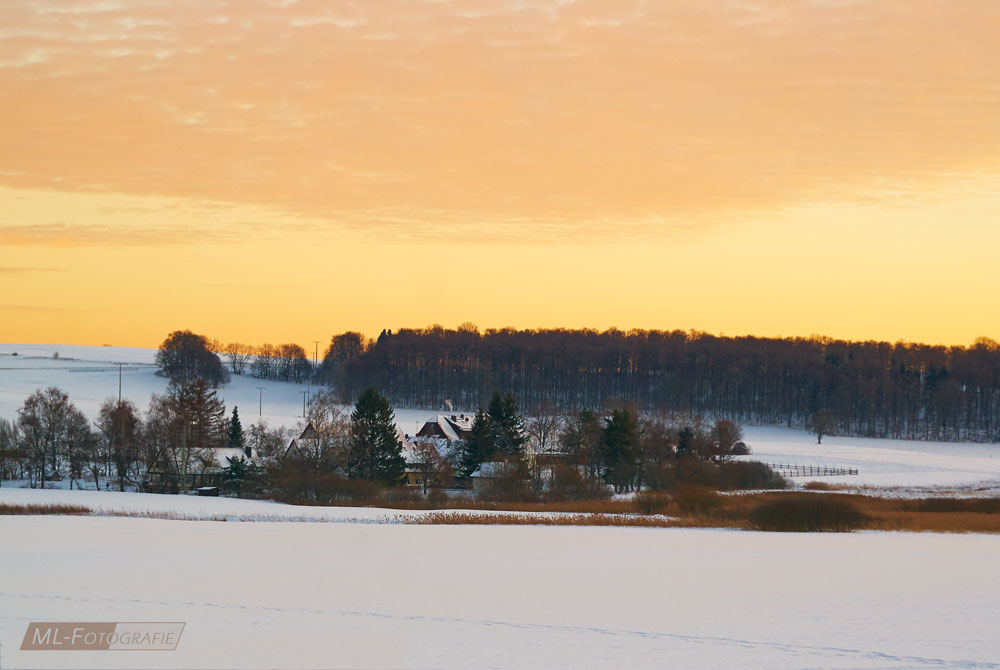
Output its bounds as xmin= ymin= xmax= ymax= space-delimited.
xmin=740 ymin=426 xmax=1000 ymax=496
xmin=0 ymin=487 xmax=622 ymax=524
xmin=1 ymin=515 xmax=998 ymax=669
xmin=0 ymin=343 xmax=457 ymax=434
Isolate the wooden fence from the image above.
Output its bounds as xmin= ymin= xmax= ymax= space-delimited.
xmin=764 ymin=462 xmax=859 ymax=478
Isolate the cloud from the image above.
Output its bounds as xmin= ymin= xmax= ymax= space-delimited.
xmin=0 ymin=266 xmax=61 ymax=273
xmin=0 ymin=303 xmax=71 ymax=312
xmin=0 ymin=0 xmax=998 ymax=243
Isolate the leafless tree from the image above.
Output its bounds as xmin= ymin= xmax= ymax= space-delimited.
xmin=224 ymin=342 xmax=254 ymax=375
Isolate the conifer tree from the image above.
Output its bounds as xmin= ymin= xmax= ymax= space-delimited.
xmin=495 ymin=392 xmax=526 ymax=458
xmin=603 ymin=409 xmax=637 ymax=491
xmin=227 ymin=406 xmax=246 ymax=450
xmin=459 ymin=408 xmax=494 ymax=476
xmin=348 ymin=388 xmax=405 ymax=485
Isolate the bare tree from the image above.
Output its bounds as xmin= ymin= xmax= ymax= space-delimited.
xmin=247 ymin=420 xmax=293 ymax=462
xmin=64 ymin=412 xmax=95 ymax=490
xmin=97 ymin=398 xmax=142 ymax=491
xmin=709 ymin=419 xmax=745 ymax=464
xmin=16 ymin=387 xmax=88 ymax=488
xmin=410 ymin=440 xmax=452 ymax=493
xmin=224 ymin=342 xmax=254 ymax=376
xmin=0 ymin=418 xmax=23 ymax=485
xmin=146 ymin=380 xmax=226 ymax=491
xmin=525 ymin=403 xmax=564 ymax=483
xmin=806 ymin=411 xmax=836 ymax=444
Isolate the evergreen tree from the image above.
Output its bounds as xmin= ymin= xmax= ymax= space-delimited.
xmin=458 ymin=409 xmax=494 ymax=476
xmin=221 ymin=454 xmax=248 ymax=495
xmin=603 ymin=409 xmax=637 ymax=491
xmin=348 ymin=388 xmax=405 ymax=485
xmin=227 ymin=406 xmax=246 ymax=450
xmin=485 ymin=391 xmax=526 ymax=459
xmin=496 ymin=392 xmax=526 ymax=458
xmin=676 ymin=425 xmax=696 ymax=458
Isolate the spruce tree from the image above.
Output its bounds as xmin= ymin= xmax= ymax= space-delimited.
xmin=459 ymin=408 xmax=494 ymax=476
xmin=227 ymin=406 xmax=245 ymax=450
xmin=494 ymin=392 xmax=526 ymax=459
xmin=603 ymin=409 xmax=637 ymax=491
xmin=348 ymin=388 xmax=405 ymax=485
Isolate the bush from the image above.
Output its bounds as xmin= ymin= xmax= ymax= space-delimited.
xmin=268 ymin=464 xmax=378 ymax=505
xmin=732 ymin=441 xmax=751 ymax=456
xmin=645 ymin=459 xmax=786 ymax=492
xmin=546 ymin=465 xmax=612 ymax=502
xmin=426 ymin=487 xmax=449 ymax=509
xmin=672 ymin=458 xmax=723 ymax=488
xmin=633 ymin=490 xmax=672 ymax=515
xmin=803 ymin=481 xmax=834 ymax=491
xmin=748 ymin=494 xmax=868 ymax=532
xmin=901 ymin=498 xmax=1000 ymax=514
xmin=671 ymin=486 xmax=722 ymax=516
xmin=476 ymin=463 xmax=538 ymax=503
xmin=720 ymin=461 xmax=788 ymax=490
xmin=379 ymin=488 xmax=425 ymax=507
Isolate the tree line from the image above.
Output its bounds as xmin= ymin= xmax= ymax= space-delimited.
xmin=317 ymin=327 xmax=1000 ymax=442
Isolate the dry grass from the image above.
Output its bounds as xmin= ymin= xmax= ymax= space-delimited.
xmin=0 ymin=503 xmax=91 ymax=516
xmin=706 ymin=492 xmax=1000 ymax=533
xmin=4 ymin=492 xmax=997 ymax=533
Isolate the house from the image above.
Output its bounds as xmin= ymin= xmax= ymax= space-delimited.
xmin=145 ymin=443 xmax=260 ymax=493
xmin=469 ymin=461 xmax=526 ymax=493
xmin=401 ymin=415 xmax=474 ymax=488
xmin=415 ymin=414 xmax=474 ymax=441
xmin=282 ymin=422 xmax=321 ymax=460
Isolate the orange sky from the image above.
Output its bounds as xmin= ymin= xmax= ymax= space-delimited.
xmin=2 ymin=0 xmax=999 ymax=348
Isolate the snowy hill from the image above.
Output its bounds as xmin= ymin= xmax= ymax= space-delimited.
xmin=2 ymin=343 xmax=1000 ymax=494
xmin=0 ymin=343 xmax=439 ymax=433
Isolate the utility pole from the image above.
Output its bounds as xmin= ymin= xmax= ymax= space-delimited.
xmin=256 ymin=387 xmax=265 ymax=416
xmin=299 ymin=390 xmax=309 ymax=418
xmin=113 ymin=362 xmax=127 ymax=492
xmin=112 ymin=361 xmax=128 ymax=405
xmin=313 ymin=340 xmax=321 ymax=370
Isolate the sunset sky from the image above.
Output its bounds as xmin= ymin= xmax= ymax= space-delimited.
xmin=2 ymin=0 xmax=999 ymax=348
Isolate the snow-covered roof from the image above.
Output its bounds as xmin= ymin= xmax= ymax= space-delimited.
xmin=470 ymin=461 xmax=517 ymax=478
xmin=416 ymin=414 xmax=474 ymax=441
xmin=209 ymin=447 xmax=259 ymax=469
xmin=400 ymin=438 xmax=452 ymax=467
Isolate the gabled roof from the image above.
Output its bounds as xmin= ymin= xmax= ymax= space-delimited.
xmin=416 ymin=414 xmax=474 ymax=441
xmin=208 ymin=446 xmax=260 ymax=470
xmin=470 ymin=461 xmax=518 ymax=478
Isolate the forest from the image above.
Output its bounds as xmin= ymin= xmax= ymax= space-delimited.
xmin=320 ymin=326 xmax=1000 ymax=442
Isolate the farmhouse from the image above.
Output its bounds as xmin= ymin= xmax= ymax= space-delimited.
xmin=415 ymin=414 xmax=474 ymax=441
xmin=146 ymin=443 xmax=260 ymax=493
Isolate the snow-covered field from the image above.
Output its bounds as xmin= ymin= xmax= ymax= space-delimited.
xmin=1 ymin=515 xmax=998 ymax=669
xmin=741 ymin=426 xmax=1000 ymax=496
xmin=0 ymin=343 xmax=450 ymax=434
